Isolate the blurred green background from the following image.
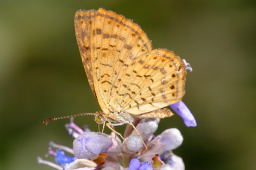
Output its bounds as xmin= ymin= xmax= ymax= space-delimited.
xmin=0 ymin=0 xmax=255 ymax=169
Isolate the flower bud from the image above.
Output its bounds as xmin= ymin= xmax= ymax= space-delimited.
xmin=123 ymin=135 xmax=144 ymax=153
xmin=136 ymin=119 xmax=159 ymax=141
xmin=170 ymin=101 xmax=197 ymax=127
xmin=159 ymin=128 xmax=183 ymax=151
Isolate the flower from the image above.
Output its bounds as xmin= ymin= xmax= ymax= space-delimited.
xmin=170 ymin=101 xmax=197 ymax=127
xmin=38 ymin=118 xmax=186 ymax=170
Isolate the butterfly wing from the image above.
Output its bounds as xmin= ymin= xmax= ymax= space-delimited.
xmin=74 ymin=8 xmax=152 ymax=114
xmin=75 ymin=9 xmax=97 ymax=96
xmin=113 ymin=48 xmax=187 ymax=115
xmin=136 ymin=108 xmax=174 ymax=118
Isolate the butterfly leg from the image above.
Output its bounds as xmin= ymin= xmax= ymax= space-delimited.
xmin=106 ymin=122 xmax=125 ymax=140
xmin=126 ymin=121 xmax=147 ymax=149
xmin=110 ymin=120 xmax=147 ymax=148
xmin=101 ymin=121 xmax=106 ymax=133
xmin=97 ymin=121 xmax=106 ymax=133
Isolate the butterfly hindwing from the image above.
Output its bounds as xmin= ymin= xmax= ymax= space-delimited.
xmin=115 ymin=49 xmax=187 ymax=115
xmin=136 ymin=108 xmax=174 ymax=118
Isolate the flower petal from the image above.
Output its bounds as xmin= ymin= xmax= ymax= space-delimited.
xmin=170 ymin=101 xmax=197 ymax=127
xmin=160 ymin=152 xmax=185 ymax=170
xmin=37 ymin=157 xmax=62 ymax=170
xmin=64 ymin=159 xmax=97 ymax=170
xmin=139 ymin=161 xmax=153 ymax=170
xmin=159 ymin=164 xmax=173 ymax=170
xmin=128 ymin=158 xmax=141 ymax=170
xmin=73 ymin=132 xmax=112 ymax=159
xmin=101 ymin=161 xmax=124 ymax=170
xmin=159 ymin=164 xmax=172 ymax=170
xmin=140 ymin=128 xmax=183 ymax=161
xmin=55 ymin=149 xmax=75 ymax=166
xmin=166 ymin=155 xmax=185 ymax=170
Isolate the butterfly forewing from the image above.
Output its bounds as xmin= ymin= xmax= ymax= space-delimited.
xmin=75 ymin=8 xmax=152 ymax=114
xmin=75 ymin=10 xmax=97 ymax=96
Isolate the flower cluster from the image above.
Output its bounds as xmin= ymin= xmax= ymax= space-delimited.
xmin=38 ymin=101 xmax=196 ymax=170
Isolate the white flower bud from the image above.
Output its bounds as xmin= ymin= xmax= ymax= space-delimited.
xmin=136 ymin=119 xmax=159 ymax=140
xmin=123 ymin=135 xmax=143 ymax=153
xmin=159 ymin=128 xmax=183 ymax=151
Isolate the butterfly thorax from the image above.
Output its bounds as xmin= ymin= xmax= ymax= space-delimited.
xmin=95 ymin=111 xmax=134 ymax=125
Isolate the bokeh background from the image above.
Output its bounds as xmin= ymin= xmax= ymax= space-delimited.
xmin=0 ymin=0 xmax=255 ymax=169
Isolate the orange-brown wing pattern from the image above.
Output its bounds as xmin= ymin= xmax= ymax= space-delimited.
xmin=113 ymin=49 xmax=187 ymax=115
xmin=136 ymin=108 xmax=174 ymax=119
xmin=75 ymin=9 xmax=96 ymax=95
xmin=75 ymin=8 xmax=152 ymax=114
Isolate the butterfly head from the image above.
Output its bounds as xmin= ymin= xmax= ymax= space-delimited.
xmin=94 ymin=111 xmax=128 ymax=125
xmin=94 ymin=111 xmax=106 ymax=124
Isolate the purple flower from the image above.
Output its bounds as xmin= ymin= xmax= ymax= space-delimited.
xmin=128 ymin=158 xmax=153 ymax=170
xmin=38 ymin=119 xmax=186 ymax=170
xmin=170 ymin=101 xmax=197 ymax=127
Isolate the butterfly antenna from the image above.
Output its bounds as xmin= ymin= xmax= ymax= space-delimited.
xmin=42 ymin=113 xmax=95 ymax=126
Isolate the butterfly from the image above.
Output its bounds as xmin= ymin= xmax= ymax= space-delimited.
xmin=73 ymin=8 xmax=187 ymax=129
